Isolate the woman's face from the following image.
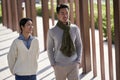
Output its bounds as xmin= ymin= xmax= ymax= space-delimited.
xmin=22 ymin=20 xmax=33 ymax=34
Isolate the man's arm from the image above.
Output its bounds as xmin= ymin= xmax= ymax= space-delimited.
xmin=75 ymin=27 xmax=83 ymax=64
xmin=47 ymin=30 xmax=55 ymax=66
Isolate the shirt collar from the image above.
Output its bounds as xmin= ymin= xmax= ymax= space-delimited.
xmin=18 ymin=34 xmax=33 ymax=41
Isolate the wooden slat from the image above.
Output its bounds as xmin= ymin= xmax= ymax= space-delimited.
xmin=69 ymin=0 xmax=74 ymax=23
xmin=74 ymin=0 xmax=80 ymax=27
xmin=6 ymin=0 xmax=12 ymax=29
xmin=90 ymin=0 xmax=97 ymax=77
xmin=57 ymin=0 xmax=68 ymax=4
xmin=97 ymin=0 xmax=105 ymax=79
xmin=25 ymin=0 xmax=31 ymax=18
xmin=50 ymin=0 xmax=55 ymax=26
xmin=105 ymin=0 xmax=114 ymax=80
xmin=41 ymin=0 xmax=49 ymax=50
xmin=17 ymin=0 xmax=23 ymax=22
xmin=24 ymin=0 xmax=37 ymax=36
xmin=79 ymin=0 xmax=91 ymax=73
xmin=113 ymin=0 xmax=120 ymax=80
xmin=1 ymin=0 xmax=7 ymax=27
xmin=11 ymin=0 xmax=19 ymax=32
xmin=30 ymin=0 xmax=37 ymax=36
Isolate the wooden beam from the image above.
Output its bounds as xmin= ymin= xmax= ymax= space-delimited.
xmin=30 ymin=0 xmax=37 ymax=36
xmin=74 ymin=0 xmax=80 ymax=27
xmin=69 ymin=0 xmax=74 ymax=24
xmin=79 ymin=0 xmax=91 ymax=73
xmin=113 ymin=0 xmax=120 ymax=80
xmin=90 ymin=0 xmax=97 ymax=77
xmin=50 ymin=0 xmax=54 ymax=26
xmin=41 ymin=0 xmax=49 ymax=50
xmin=11 ymin=0 xmax=19 ymax=31
xmin=97 ymin=0 xmax=106 ymax=79
xmin=25 ymin=0 xmax=37 ymax=36
xmin=57 ymin=0 xmax=68 ymax=4
xmin=6 ymin=0 xmax=12 ymax=29
xmin=1 ymin=0 xmax=7 ymax=27
xmin=17 ymin=0 xmax=23 ymax=22
xmin=25 ymin=0 xmax=31 ymax=18
xmin=106 ymin=0 xmax=114 ymax=79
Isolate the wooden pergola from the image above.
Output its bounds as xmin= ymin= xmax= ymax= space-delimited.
xmin=1 ymin=0 xmax=37 ymax=36
xmin=1 ymin=0 xmax=120 ymax=80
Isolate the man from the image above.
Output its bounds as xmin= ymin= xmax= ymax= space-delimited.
xmin=47 ymin=3 xmax=82 ymax=80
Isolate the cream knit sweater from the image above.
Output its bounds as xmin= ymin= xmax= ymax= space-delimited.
xmin=7 ymin=38 xmax=39 ymax=75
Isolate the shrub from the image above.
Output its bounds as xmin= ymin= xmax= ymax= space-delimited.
xmin=93 ymin=3 xmax=114 ymax=43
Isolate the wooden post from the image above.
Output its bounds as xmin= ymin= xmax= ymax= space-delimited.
xmin=90 ymin=0 xmax=97 ymax=77
xmin=17 ymin=0 xmax=23 ymax=23
xmin=11 ymin=0 xmax=19 ymax=32
xmin=79 ymin=0 xmax=91 ymax=73
xmin=69 ymin=0 xmax=74 ymax=23
xmin=6 ymin=0 xmax=12 ymax=29
xmin=106 ymin=0 xmax=114 ymax=79
xmin=25 ymin=0 xmax=30 ymax=18
xmin=57 ymin=0 xmax=68 ymax=4
xmin=1 ymin=0 xmax=7 ymax=27
xmin=50 ymin=0 xmax=54 ymax=26
xmin=113 ymin=0 xmax=120 ymax=80
xmin=25 ymin=0 xmax=37 ymax=36
xmin=74 ymin=0 xmax=80 ymax=27
xmin=97 ymin=0 xmax=105 ymax=79
xmin=30 ymin=0 xmax=37 ymax=36
xmin=41 ymin=0 xmax=49 ymax=50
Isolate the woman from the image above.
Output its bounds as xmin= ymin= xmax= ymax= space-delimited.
xmin=7 ymin=18 xmax=39 ymax=80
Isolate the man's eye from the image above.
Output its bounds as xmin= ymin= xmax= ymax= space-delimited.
xmin=61 ymin=13 xmax=65 ymax=15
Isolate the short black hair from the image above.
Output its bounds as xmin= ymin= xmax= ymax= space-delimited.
xmin=19 ymin=18 xmax=32 ymax=33
xmin=56 ymin=3 xmax=69 ymax=14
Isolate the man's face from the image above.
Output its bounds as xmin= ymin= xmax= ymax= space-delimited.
xmin=57 ymin=8 xmax=69 ymax=24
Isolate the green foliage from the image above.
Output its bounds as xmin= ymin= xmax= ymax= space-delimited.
xmin=36 ymin=5 xmax=58 ymax=20
xmin=93 ymin=3 xmax=114 ymax=43
xmin=36 ymin=7 xmax=42 ymax=16
xmin=36 ymin=3 xmax=115 ymax=43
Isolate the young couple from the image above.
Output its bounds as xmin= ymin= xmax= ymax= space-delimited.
xmin=8 ymin=3 xmax=82 ymax=80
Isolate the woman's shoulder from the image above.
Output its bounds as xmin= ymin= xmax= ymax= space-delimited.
xmin=13 ymin=38 xmax=20 ymax=43
xmin=32 ymin=37 xmax=39 ymax=42
xmin=10 ymin=38 xmax=21 ymax=46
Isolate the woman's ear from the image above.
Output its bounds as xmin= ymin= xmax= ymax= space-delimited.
xmin=57 ymin=14 xmax=59 ymax=19
xmin=21 ymin=25 xmax=24 ymax=32
xmin=21 ymin=25 xmax=24 ymax=29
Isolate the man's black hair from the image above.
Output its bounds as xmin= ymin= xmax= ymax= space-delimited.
xmin=56 ymin=3 xmax=69 ymax=14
